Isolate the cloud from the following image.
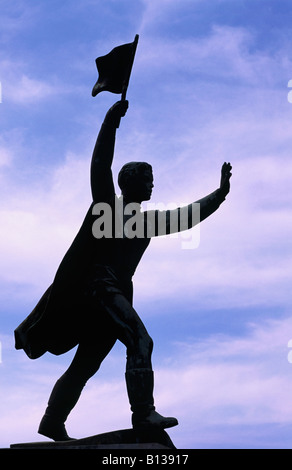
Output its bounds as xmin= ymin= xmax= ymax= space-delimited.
xmin=0 ymin=146 xmax=12 ymax=168
xmin=148 ymin=316 xmax=292 ymax=448
xmin=1 ymin=86 xmax=291 ymax=313
xmin=0 ymin=152 xmax=91 ymax=298
xmin=2 ymin=71 xmax=77 ymax=105
xmin=136 ymin=24 xmax=290 ymax=90
xmin=1 ymin=0 xmax=292 ymax=451
xmin=2 ymin=314 xmax=292 ymax=448
xmin=0 ymin=52 xmax=83 ymax=106
xmin=0 ymin=1 xmax=40 ymax=42
xmin=7 ymin=75 xmax=59 ymax=104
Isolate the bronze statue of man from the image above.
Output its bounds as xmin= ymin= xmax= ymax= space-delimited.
xmin=15 ymin=100 xmax=232 ymax=441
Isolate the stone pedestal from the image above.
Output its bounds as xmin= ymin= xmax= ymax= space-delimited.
xmin=10 ymin=428 xmax=176 ymax=449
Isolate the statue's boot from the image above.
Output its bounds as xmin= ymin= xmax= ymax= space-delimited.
xmin=38 ymin=375 xmax=82 ymax=441
xmin=125 ymin=368 xmax=178 ymax=430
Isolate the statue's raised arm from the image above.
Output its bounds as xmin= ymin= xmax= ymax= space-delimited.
xmin=196 ymin=161 xmax=232 ymax=223
xmin=90 ymin=100 xmax=129 ymax=203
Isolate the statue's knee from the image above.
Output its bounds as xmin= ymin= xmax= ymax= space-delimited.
xmin=141 ymin=334 xmax=153 ymax=360
xmin=148 ymin=336 xmax=154 ymax=355
xmin=127 ymin=335 xmax=152 ymax=366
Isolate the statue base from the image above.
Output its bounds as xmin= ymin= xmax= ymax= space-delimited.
xmin=10 ymin=428 xmax=176 ymax=449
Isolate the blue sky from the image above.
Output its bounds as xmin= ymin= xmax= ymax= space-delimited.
xmin=1 ymin=0 xmax=292 ymax=449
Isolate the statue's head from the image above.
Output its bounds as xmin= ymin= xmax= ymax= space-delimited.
xmin=118 ymin=162 xmax=153 ymax=203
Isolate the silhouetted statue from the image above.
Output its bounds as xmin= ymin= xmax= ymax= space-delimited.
xmin=15 ymin=100 xmax=232 ymax=441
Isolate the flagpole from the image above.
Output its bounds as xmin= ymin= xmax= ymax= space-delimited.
xmin=117 ymin=34 xmax=139 ymax=128
xmin=121 ymin=34 xmax=139 ymax=102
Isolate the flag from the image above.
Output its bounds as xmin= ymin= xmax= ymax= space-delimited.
xmin=92 ymin=35 xmax=139 ymax=98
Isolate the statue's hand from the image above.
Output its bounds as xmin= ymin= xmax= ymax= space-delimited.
xmin=220 ymin=162 xmax=232 ymax=196
xmin=105 ymin=100 xmax=129 ymax=127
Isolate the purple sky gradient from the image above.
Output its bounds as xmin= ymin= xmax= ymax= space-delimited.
xmin=1 ymin=0 xmax=292 ymax=449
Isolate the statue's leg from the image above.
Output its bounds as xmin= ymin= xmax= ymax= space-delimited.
xmin=38 ymin=316 xmax=117 ymax=441
xmin=125 ymin=368 xmax=178 ymax=430
xmin=99 ymin=293 xmax=178 ymax=430
xmin=38 ymin=374 xmax=82 ymax=441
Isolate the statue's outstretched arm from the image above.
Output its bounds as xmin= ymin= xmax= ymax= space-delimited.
xmin=90 ymin=100 xmax=128 ymax=202
xmin=148 ymin=162 xmax=232 ymax=236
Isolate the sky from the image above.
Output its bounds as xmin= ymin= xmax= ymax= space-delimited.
xmin=0 ymin=0 xmax=292 ymax=450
